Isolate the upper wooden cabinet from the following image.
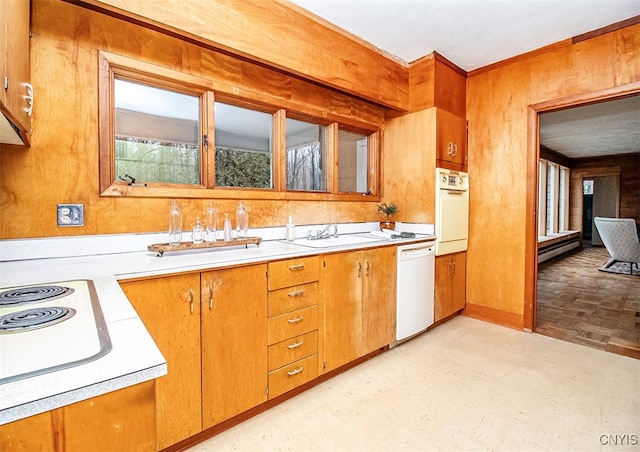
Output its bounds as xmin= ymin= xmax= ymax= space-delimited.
xmin=0 ymin=0 xmax=31 ymax=146
xmin=436 ymin=109 xmax=468 ymax=171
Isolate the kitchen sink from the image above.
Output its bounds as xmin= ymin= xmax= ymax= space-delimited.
xmin=287 ymin=234 xmax=386 ymax=249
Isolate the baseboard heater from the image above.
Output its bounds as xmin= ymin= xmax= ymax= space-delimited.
xmin=538 ymin=236 xmax=581 ymax=263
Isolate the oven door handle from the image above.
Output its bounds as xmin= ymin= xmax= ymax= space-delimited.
xmin=445 ymin=190 xmax=466 ymax=195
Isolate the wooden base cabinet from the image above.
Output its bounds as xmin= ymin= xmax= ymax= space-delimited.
xmin=121 ymin=274 xmax=202 ymax=449
xmin=201 ymin=265 xmax=268 ymax=428
xmin=266 ymin=256 xmax=320 ymax=399
xmin=323 ymin=247 xmax=396 ymax=373
xmin=0 ymin=381 xmax=156 ymax=451
xmin=121 ymin=264 xmax=268 ymax=449
xmin=434 ymin=252 xmax=466 ymax=322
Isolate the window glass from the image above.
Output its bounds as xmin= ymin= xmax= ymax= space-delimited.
xmin=214 ymin=102 xmax=273 ymax=188
xmin=114 ymin=79 xmax=200 ymax=184
xmin=285 ymin=117 xmax=326 ymax=191
xmin=337 ymin=129 xmax=368 ymax=193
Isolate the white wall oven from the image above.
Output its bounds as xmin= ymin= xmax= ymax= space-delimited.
xmin=435 ymin=168 xmax=469 ymax=256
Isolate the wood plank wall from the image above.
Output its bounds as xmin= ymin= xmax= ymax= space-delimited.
xmin=0 ymin=0 xmax=390 ymax=239
xmin=69 ymin=0 xmax=409 ymax=110
xmin=465 ymin=24 xmax=640 ymax=329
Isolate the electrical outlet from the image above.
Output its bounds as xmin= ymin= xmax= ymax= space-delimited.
xmin=57 ymin=204 xmax=84 ymax=227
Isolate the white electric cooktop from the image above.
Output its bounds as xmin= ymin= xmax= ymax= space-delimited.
xmin=0 ymin=279 xmax=111 ymax=384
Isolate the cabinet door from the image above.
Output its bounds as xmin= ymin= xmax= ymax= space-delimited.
xmin=1 ymin=0 xmax=31 ymax=141
xmin=361 ymin=247 xmax=396 ymax=354
xmin=120 ymin=274 xmax=202 ymax=449
xmin=450 ymin=252 xmax=466 ymax=313
xmin=63 ymin=381 xmax=156 ymax=451
xmin=201 ymin=264 xmax=267 ymax=428
xmin=322 ymin=251 xmax=361 ymax=373
xmin=436 ymin=109 xmax=467 ymax=171
xmin=434 ymin=252 xmax=466 ymax=322
xmin=0 ymin=411 xmax=55 ymax=451
xmin=434 ymin=255 xmax=450 ymax=322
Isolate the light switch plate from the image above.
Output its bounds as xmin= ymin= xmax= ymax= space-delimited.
xmin=57 ymin=204 xmax=84 ymax=227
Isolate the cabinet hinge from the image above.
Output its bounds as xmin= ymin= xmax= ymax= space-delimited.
xmin=203 ymin=134 xmax=208 ymax=151
xmin=322 ymin=361 xmax=326 ymax=370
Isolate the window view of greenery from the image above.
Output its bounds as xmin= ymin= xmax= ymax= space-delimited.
xmin=114 ymin=79 xmax=201 ymax=185
xmin=214 ymin=102 xmax=273 ymax=188
xmin=337 ymin=129 xmax=369 ymax=193
xmin=286 ymin=118 xmax=326 ymax=191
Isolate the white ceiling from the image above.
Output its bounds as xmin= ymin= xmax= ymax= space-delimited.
xmin=540 ymin=95 xmax=640 ymax=159
xmin=289 ymin=0 xmax=640 ymax=159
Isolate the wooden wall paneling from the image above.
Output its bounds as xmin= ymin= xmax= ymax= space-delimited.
xmin=382 ymin=108 xmax=436 ymax=223
xmin=433 ymin=53 xmax=467 ymax=117
xmin=68 ymin=0 xmax=410 ymax=110
xmin=0 ymin=0 xmax=388 ymax=239
xmin=407 ymin=54 xmax=435 ymax=113
xmin=466 ymin=22 xmax=640 ymax=330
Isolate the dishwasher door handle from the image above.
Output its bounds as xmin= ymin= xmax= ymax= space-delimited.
xmin=400 ymin=247 xmax=434 ymax=259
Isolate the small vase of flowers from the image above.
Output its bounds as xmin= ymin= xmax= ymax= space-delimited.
xmin=377 ymin=201 xmax=398 ymax=231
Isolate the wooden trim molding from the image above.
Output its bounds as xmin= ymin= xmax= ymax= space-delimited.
xmin=523 ymin=82 xmax=640 ymax=332
xmin=462 ymin=303 xmax=525 ymax=331
xmin=573 ymin=15 xmax=640 ymax=44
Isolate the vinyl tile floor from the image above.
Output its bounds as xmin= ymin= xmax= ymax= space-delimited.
xmin=188 ymin=316 xmax=639 ymax=452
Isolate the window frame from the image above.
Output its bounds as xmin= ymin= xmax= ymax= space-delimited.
xmin=98 ymin=51 xmax=382 ymax=201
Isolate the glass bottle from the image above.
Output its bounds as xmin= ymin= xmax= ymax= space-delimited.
xmin=191 ymin=217 xmax=204 ymax=244
xmin=168 ymin=200 xmax=182 ymax=246
xmin=285 ymin=216 xmax=296 ymax=241
xmin=236 ymin=201 xmax=249 ymax=240
xmin=223 ymin=213 xmax=232 ymax=242
xmin=204 ymin=201 xmax=218 ymax=243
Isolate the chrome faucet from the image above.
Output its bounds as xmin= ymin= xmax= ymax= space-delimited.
xmin=309 ymin=223 xmax=338 ymax=240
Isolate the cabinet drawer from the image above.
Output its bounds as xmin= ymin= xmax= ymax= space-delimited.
xmin=268 ymin=282 xmax=318 ymax=317
xmin=268 ymin=355 xmax=318 ymax=399
xmin=268 ymin=330 xmax=318 ymax=371
xmin=268 ymin=306 xmax=318 ymax=345
xmin=268 ymin=256 xmax=320 ymax=290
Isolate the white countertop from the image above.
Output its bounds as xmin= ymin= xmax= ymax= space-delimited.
xmin=0 ymin=222 xmax=434 ymax=425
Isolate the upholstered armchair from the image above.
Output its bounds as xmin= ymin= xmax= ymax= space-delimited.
xmin=594 ymin=217 xmax=640 ymax=274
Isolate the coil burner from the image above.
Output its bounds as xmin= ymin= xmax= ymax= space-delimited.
xmin=0 ymin=306 xmax=77 ymax=334
xmin=0 ymin=285 xmax=74 ymax=307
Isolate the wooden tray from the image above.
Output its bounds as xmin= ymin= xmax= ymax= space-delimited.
xmin=148 ymin=237 xmax=262 ymax=256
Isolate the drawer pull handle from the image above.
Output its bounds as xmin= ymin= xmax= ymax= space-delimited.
xmin=287 ymin=366 xmax=304 ymax=376
xmin=288 ymin=264 xmax=305 ymax=271
xmin=287 ymin=340 xmax=304 ymax=349
xmin=287 ymin=316 xmax=303 ymax=324
xmin=287 ymin=289 xmax=305 ymax=297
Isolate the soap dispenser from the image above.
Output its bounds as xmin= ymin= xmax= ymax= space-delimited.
xmin=236 ymin=201 xmax=249 ymax=240
xmin=285 ymin=216 xmax=296 ymax=241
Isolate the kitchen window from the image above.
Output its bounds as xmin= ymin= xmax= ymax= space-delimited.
xmin=98 ymin=52 xmax=381 ymax=199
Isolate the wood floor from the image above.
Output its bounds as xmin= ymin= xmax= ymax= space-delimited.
xmin=536 ymin=245 xmax=640 ymax=359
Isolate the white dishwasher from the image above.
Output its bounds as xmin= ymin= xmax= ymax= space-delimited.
xmin=393 ymin=241 xmax=435 ymax=346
